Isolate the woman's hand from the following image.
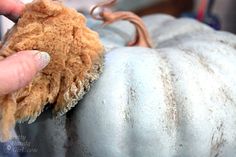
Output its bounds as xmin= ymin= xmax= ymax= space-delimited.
xmin=0 ymin=0 xmax=51 ymax=96
xmin=0 ymin=0 xmax=25 ymax=22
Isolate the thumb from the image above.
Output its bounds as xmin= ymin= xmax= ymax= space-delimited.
xmin=0 ymin=50 xmax=50 ymax=95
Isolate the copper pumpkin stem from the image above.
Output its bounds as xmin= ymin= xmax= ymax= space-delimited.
xmin=90 ymin=0 xmax=153 ymax=48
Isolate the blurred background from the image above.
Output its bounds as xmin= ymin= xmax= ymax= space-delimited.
xmin=66 ymin=0 xmax=236 ymax=33
xmin=0 ymin=0 xmax=236 ymax=37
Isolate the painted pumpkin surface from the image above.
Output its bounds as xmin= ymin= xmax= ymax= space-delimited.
xmin=15 ymin=13 xmax=236 ymax=157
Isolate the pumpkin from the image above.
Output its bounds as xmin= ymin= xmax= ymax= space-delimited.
xmin=15 ymin=2 xmax=236 ymax=157
xmin=15 ymin=14 xmax=236 ymax=157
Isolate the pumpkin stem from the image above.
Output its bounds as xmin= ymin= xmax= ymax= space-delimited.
xmin=90 ymin=0 xmax=153 ymax=48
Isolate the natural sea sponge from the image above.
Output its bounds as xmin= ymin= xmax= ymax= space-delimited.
xmin=0 ymin=0 xmax=104 ymax=141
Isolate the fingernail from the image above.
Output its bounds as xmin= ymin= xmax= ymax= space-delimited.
xmin=34 ymin=51 xmax=51 ymax=70
xmin=15 ymin=0 xmax=24 ymax=5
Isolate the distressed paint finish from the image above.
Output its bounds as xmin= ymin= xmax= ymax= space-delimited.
xmin=17 ymin=14 xmax=236 ymax=157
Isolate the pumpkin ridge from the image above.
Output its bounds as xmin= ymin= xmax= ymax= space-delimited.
xmin=158 ymin=51 xmax=179 ymax=134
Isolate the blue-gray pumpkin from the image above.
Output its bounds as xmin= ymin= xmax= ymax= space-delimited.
xmin=16 ymin=13 xmax=236 ymax=157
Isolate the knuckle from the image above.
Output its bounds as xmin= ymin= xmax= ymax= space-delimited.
xmin=14 ymin=59 xmax=36 ymax=88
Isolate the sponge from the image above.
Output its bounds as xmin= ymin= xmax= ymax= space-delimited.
xmin=0 ymin=0 xmax=104 ymax=141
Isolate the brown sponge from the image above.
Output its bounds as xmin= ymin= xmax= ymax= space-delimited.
xmin=0 ymin=0 xmax=104 ymax=141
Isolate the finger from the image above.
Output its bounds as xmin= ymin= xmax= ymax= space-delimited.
xmin=0 ymin=50 xmax=50 ymax=95
xmin=0 ymin=0 xmax=25 ymax=22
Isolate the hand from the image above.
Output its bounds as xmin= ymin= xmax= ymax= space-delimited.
xmin=0 ymin=0 xmax=51 ymax=96
xmin=0 ymin=0 xmax=25 ymax=22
